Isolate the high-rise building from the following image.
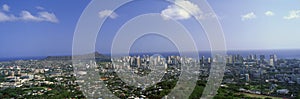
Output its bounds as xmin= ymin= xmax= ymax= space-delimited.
xmin=270 ymin=54 xmax=277 ymax=66
xmin=157 ymin=55 xmax=161 ymax=63
xmin=201 ymin=56 xmax=205 ymax=64
xmin=245 ymin=74 xmax=250 ymax=82
xmin=237 ymin=54 xmax=243 ymax=63
xmin=164 ymin=64 xmax=168 ymax=69
xmin=269 ymin=58 xmax=274 ymax=66
xmin=167 ymin=56 xmax=171 ymax=64
xmin=260 ymin=55 xmax=265 ymax=64
xmin=137 ymin=56 xmax=141 ymax=67
xmin=248 ymin=54 xmax=256 ymax=60
xmin=270 ymin=54 xmax=277 ymax=62
xmin=226 ymin=55 xmax=233 ymax=64
xmin=130 ymin=56 xmax=134 ymax=66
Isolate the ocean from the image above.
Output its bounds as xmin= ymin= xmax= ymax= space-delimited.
xmin=227 ymin=49 xmax=300 ymax=59
xmin=0 ymin=56 xmax=46 ymax=62
xmin=129 ymin=49 xmax=300 ymax=59
xmin=1 ymin=49 xmax=300 ymax=62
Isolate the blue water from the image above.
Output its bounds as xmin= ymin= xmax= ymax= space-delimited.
xmin=1 ymin=49 xmax=300 ymax=62
xmin=129 ymin=49 xmax=300 ymax=59
xmin=227 ymin=49 xmax=300 ymax=59
xmin=0 ymin=56 xmax=46 ymax=62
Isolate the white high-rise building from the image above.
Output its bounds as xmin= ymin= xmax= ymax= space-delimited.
xmin=269 ymin=58 xmax=274 ymax=66
xmin=270 ymin=54 xmax=277 ymax=66
xmin=164 ymin=64 xmax=168 ymax=69
xmin=207 ymin=57 xmax=211 ymax=63
xmin=245 ymin=74 xmax=250 ymax=82
xmin=137 ymin=56 xmax=141 ymax=67
xmin=157 ymin=56 xmax=161 ymax=63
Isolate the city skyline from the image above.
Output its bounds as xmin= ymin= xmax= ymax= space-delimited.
xmin=2 ymin=1 xmax=300 ymax=98
xmin=1 ymin=52 xmax=300 ymax=98
xmin=1 ymin=0 xmax=300 ymax=58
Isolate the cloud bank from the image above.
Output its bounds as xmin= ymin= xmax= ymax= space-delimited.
xmin=161 ymin=1 xmax=207 ymax=20
xmin=0 ymin=4 xmax=59 ymax=23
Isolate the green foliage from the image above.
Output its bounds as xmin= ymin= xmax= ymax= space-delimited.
xmin=0 ymin=85 xmax=84 ymax=98
xmin=189 ymin=85 xmax=204 ymax=99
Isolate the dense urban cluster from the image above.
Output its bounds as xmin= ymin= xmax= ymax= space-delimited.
xmin=0 ymin=60 xmax=84 ymax=98
xmin=220 ymin=54 xmax=300 ymax=98
xmin=0 ymin=53 xmax=300 ymax=98
xmin=101 ymin=55 xmax=193 ymax=98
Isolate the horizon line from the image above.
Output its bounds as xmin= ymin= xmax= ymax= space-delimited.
xmin=1 ymin=48 xmax=300 ymax=59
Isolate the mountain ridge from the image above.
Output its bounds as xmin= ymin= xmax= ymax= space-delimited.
xmin=45 ymin=52 xmax=111 ymax=61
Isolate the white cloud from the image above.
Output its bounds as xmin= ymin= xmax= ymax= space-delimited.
xmin=241 ymin=12 xmax=256 ymax=21
xmin=36 ymin=6 xmax=45 ymax=10
xmin=22 ymin=11 xmax=59 ymax=23
xmin=0 ymin=4 xmax=59 ymax=23
xmin=161 ymin=5 xmax=191 ymax=20
xmin=161 ymin=0 xmax=205 ymax=20
xmin=0 ymin=12 xmax=16 ymax=22
xmin=38 ymin=12 xmax=59 ymax=23
xmin=265 ymin=11 xmax=274 ymax=16
xmin=2 ymin=4 xmax=10 ymax=12
xmin=20 ymin=11 xmax=42 ymax=21
xmin=283 ymin=10 xmax=300 ymax=20
xmin=98 ymin=10 xmax=118 ymax=19
xmin=20 ymin=11 xmax=59 ymax=23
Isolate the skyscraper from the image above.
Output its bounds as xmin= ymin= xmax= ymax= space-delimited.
xmin=137 ymin=56 xmax=141 ymax=67
xmin=201 ymin=56 xmax=205 ymax=64
xmin=260 ymin=55 xmax=265 ymax=64
xmin=226 ymin=55 xmax=233 ymax=64
xmin=167 ymin=56 xmax=171 ymax=64
xmin=270 ymin=54 xmax=277 ymax=66
xmin=270 ymin=54 xmax=277 ymax=62
xmin=245 ymin=74 xmax=250 ymax=82
xmin=269 ymin=58 xmax=274 ymax=66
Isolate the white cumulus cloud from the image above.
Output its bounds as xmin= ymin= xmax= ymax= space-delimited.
xmin=98 ymin=10 xmax=118 ymax=19
xmin=161 ymin=0 xmax=204 ymax=20
xmin=0 ymin=12 xmax=16 ymax=22
xmin=0 ymin=4 xmax=58 ymax=23
xmin=20 ymin=11 xmax=42 ymax=21
xmin=265 ymin=11 xmax=274 ymax=16
xmin=241 ymin=12 xmax=256 ymax=21
xmin=283 ymin=10 xmax=300 ymax=20
xmin=2 ymin=4 xmax=10 ymax=12
xmin=20 ymin=11 xmax=59 ymax=23
xmin=38 ymin=12 xmax=59 ymax=23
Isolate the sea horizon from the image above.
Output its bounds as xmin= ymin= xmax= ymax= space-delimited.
xmin=1 ymin=49 xmax=300 ymax=62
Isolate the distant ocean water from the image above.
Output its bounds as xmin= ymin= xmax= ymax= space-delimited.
xmin=1 ymin=49 xmax=300 ymax=62
xmin=0 ymin=56 xmax=46 ymax=62
xmin=129 ymin=49 xmax=300 ymax=59
xmin=227 ymin=49 xmax=300 ymax=59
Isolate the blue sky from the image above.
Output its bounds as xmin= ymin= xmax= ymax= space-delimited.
xmin=1 ymin=0 xmax=300 ymax=58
